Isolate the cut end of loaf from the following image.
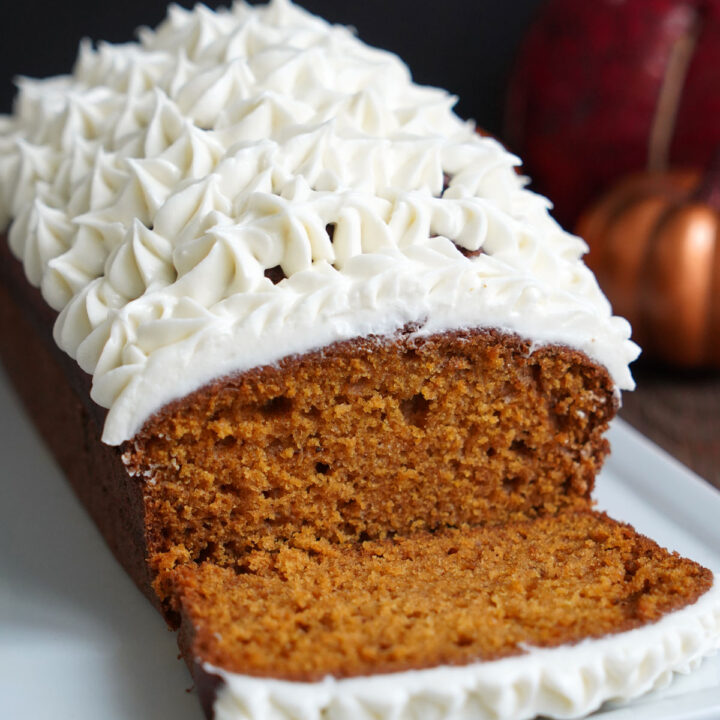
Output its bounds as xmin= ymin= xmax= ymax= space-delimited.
xmin=122 ymin=329 xmax=618 ymax=607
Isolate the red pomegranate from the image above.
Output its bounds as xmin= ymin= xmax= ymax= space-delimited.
xmin=504 ymin=0 xmax=720 ymax=228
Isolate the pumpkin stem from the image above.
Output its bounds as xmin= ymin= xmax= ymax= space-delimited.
xmin=695 ymin=147 xmax=720 ymax=211
xmin=647 ymin=7 xmax=702 ymax=173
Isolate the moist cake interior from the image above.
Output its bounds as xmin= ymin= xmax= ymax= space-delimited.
xmin=123 ymin=329 xmax=616 ymax=605
xmin=175 ymin=512 xmax=711 ymax=680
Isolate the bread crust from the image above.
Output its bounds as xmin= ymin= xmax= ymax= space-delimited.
xmin=0 ymin=239 xmax=157 ymax=610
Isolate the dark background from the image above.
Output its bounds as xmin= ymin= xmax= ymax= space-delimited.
xmin=0 ymin=0 xmax=543 ymax=135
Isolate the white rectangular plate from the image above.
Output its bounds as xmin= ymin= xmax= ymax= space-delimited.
xmin=1 ymin=367 xmax=719 ymax=720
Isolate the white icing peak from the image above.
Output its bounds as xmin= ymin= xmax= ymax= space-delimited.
xmin=0 ymin=0 xmax=638 ymax=444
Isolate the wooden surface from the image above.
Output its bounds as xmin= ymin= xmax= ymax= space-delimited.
xmin=619 ymin=363 xmax=720 ymax=491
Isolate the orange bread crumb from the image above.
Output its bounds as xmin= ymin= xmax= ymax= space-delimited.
xmin=123 ymin=329 xmax=617 ymax=603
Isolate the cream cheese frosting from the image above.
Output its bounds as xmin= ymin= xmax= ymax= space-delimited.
xmin=207 ymin=577 xmax=720 ymax=720
xmin=0 ymin=0 xmax=638 ymax=445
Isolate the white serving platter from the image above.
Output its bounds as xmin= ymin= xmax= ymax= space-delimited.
xmin=1 ymin=365 xmax=719 ymax=720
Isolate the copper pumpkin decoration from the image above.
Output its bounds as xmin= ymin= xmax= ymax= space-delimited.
xmin=577 ymin=163 xmax=720 ymax=368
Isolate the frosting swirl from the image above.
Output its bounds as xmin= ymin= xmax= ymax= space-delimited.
xmin=0 ymin=0 xmax=639 ymax=444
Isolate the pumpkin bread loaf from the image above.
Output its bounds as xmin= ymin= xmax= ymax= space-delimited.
xmin=3 ymin=234 xmax=718 ymax=719
xmin=1 ymin=2 xmax=719 ymax=720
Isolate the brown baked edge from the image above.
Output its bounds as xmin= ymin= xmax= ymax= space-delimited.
xmin=0 ymin=238 xmax=159 ymax=611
